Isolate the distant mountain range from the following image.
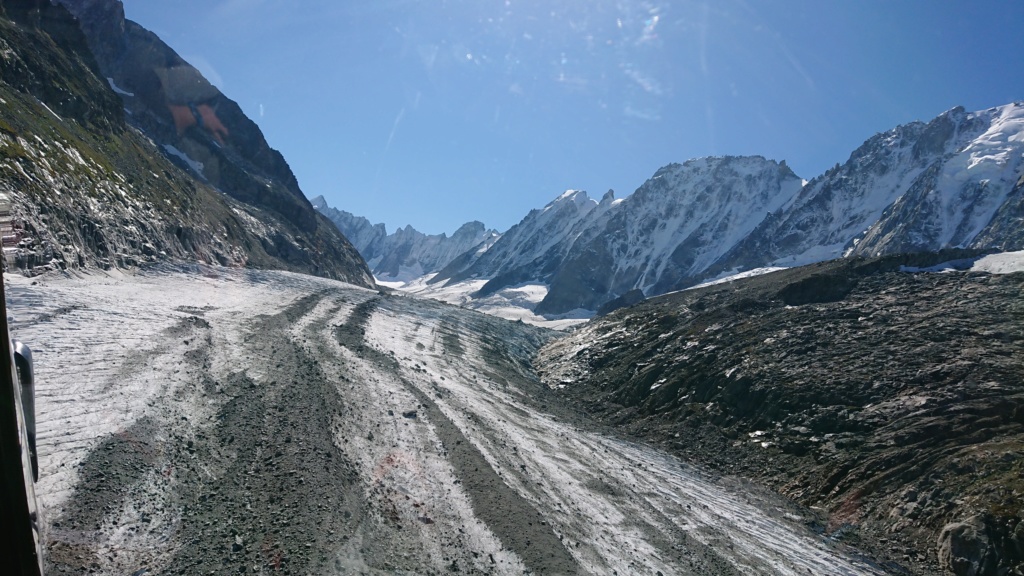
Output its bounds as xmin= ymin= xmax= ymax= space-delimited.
xmin=323 ymin=102 xmax=1024 ymax=317
xmin=311 ymin=196 xmax=498 ymax=282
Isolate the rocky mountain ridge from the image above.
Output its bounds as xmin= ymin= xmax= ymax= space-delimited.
xmin=431 ymin=188 xmax=603 ymax=294
xmin=537 ymin=157 xmax=804 ymax=313
xmin=379 ymin=103 xmax=1024 ymax=318
xmin=312 ymin=195 xmax=498 ymax=282
xmin=0 ymin=0 xmax=373 ymax=285
xmin=54 ymin=0 xmax=317 ymax=230
xmin=710 ymin=104 xmax=1024 ymax=278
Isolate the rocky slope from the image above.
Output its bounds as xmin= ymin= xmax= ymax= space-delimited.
xmin=55 ymin=0 xmax=319 ymax=231
xmin=313 ymin=195 xmax=498 ymax=282
xmin=536 ymin=251 xmax=1024 ymax=575
xmin=0 ymin=0 xmax=373 ymax=284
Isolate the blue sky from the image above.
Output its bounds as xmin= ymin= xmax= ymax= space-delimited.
xmin=121 ymin=0 xmax=1024 ymax=235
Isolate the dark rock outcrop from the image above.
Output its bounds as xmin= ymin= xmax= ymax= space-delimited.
xmin=595 ymin=288 xmax=645 ymax=316
xmin=0 ymin=0 xmax=122 ymax=132
xmin=937 ymin=519 xmax=998 ymax=576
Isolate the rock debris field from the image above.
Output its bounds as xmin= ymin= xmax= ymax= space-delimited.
xmin=7 ymin=265 xmax=885 ymax=575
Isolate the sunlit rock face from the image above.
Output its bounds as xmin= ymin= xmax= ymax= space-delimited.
xmin=0 ymin=0 xmax=373 ymax=284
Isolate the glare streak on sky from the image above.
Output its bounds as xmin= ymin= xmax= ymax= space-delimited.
xmin=121 ymin=0 xmax=1024 ymax=235
xmin=698 ymin=2 xmax=709 ymax=76
xmin=376 ymin=107 xmax=406 ymax=189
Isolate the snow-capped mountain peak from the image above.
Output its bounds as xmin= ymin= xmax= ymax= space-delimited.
xmin=535 ymin=155 xmax=804 ymax=313
xmin=313 ymin=198 xmax=498 ymax=282
xmin=357 ymin=102 xmax=1024 ymax=322
xmin=710 ymin=102 xmax=1024 ymax=277
xmin=430 ymin=188 xmax=599 ymax=290
xmin=846 ymin=101 xmax=1024 ymax=256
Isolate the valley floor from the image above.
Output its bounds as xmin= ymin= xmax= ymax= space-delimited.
xmin=8 ymin=266 xmax=886 ymax=575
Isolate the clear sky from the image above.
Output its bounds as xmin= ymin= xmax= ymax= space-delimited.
xmin=120 ymin=0 xmax=1024 ymax=235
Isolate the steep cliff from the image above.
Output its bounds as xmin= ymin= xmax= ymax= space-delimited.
xmin=0 ymin=0 xmax=373 ymax=285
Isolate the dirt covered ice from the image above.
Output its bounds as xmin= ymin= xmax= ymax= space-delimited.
xmin=8 ymin=266 xmax=884 ymax=575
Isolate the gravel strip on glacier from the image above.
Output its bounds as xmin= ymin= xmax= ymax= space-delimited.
xmin=6 ymin=266 xmax=885 ymax=575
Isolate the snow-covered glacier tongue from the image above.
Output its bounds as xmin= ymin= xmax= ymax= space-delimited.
xmin=8 ymin=267 xmax=886 ymax=575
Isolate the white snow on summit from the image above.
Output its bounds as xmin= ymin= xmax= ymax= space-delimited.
xmin=342 ymin=102 xmax=1024 ymax=319
xmin=933 ymin=104 xmax=1024 ymax=244
xmin=849 ymin=102 xmax=1024 ymax=255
